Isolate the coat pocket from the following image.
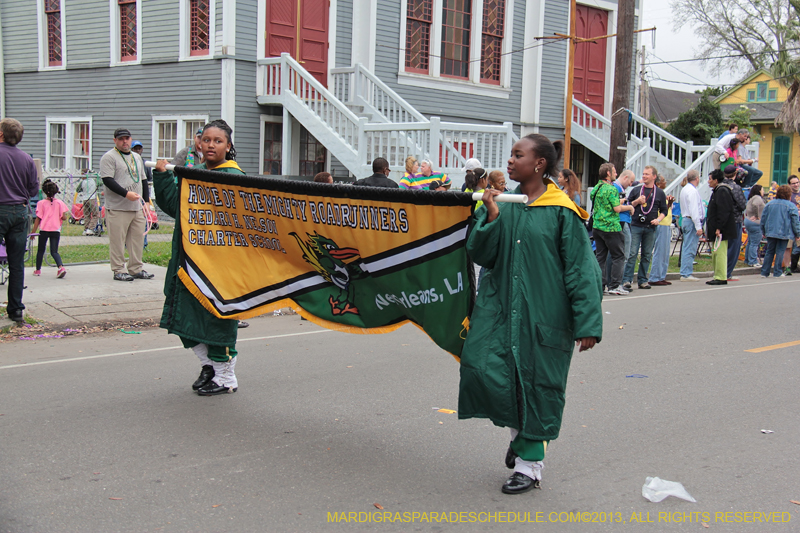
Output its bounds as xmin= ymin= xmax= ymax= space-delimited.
xmin=532 ymin=323 xmax=574 ymax=391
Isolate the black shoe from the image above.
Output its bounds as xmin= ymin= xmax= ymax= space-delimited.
xmin=113 ymin=272 xmax=134 ymax=282
xmin=705 ymin=279 xmax=727 ymax=285
xmin=192 ymin=365 xmax=215 ymax=391
xmin=7 ymin=310 xmax=24 ymax=323
xmin=638 ymin=283 xmax=651 ymax=289
xmin=131 ymin=270 xmax=155 ymax=279
xmin=197 ymin=380 xmax=237 ymax=396
xmin=501 ymin=472 xmax=540 ymax=495
xmin=237 ymin=321 xmax=249 ymax=329
xmin=505 ymin=443 xmax=517 ymax=469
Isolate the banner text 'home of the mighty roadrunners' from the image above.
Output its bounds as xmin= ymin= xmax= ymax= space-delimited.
xmin=173 ymin=167 xmax=475 ymax=356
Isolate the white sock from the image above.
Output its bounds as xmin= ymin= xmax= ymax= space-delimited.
xmin=514 ymin=458 xmax=544 ymax=481
xmin=211 ymin=357 xmax=238 ymax=388
xmin=191 ymin=343 xmax=213 ymax=366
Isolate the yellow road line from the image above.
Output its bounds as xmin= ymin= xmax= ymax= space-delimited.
xmin=745 ymin=340 xmax=800 ymax=353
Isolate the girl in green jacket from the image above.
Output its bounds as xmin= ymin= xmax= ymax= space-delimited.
xmin=154 ymin=119 xmax=245 ymax=396
xmin=458 ymin=134 xmax=603 ymax=495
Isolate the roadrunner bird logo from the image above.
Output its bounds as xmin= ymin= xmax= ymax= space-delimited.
xmin=290 ymin=231 xmax=366 ymax=316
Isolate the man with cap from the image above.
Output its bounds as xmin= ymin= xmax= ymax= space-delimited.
xmin=99 ymin=128 xmax=154 ymax=282
xmin=131 ymin=141 xmax=153 ymax=184
xmin=172 ymin=127 xmax=203 ymax=168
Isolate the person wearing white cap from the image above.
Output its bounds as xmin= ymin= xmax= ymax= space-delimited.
xmin=461 ymin=158 xmax=483 ymax=191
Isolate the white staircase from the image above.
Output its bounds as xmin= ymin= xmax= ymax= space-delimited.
xmin=257 ymin=54 xmax=518 ymax=182
xmin=572 ymin=98 xmax=719 ymax=194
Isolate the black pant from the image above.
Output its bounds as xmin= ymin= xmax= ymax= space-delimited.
xmin=0 ymin=205 xmax=29 ymax=315
xmin=594 ymin=228 xmax=625 ymax=289
xmin=36 ymin=231 xmax=63 ymax=270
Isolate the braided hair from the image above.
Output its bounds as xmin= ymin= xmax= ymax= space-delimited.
xmin=464 ymin=168 xmax=487 ymax=190
xmin=202 ymin=119 xmax=237 ymax=160
xmin=42 ymin=178 xmax=59 ymax=202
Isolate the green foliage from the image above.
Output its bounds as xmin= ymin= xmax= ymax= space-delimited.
xmin=726 ymin=105 xmax=761 ymax=141
xmin=696 ymin=87 xmax=724 ymax=97
xmin=666 ymin=95 xmax=724 ymax=144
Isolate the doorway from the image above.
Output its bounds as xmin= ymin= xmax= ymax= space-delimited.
xmin=266 ymin=0 xmax=329 ymax=86
xmin=573 ymin=5 xmax=608 ymax=116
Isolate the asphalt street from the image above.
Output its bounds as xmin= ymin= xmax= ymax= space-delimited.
xmin=1 ymin=275 xmax=798 ymax=532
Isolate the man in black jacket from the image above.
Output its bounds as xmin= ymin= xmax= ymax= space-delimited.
xmin=722 ymin=165 xmax=747 ymax=280
xmin=354 ymin=158 xmax=399 ymax=188
xmin=706 ymin=169 xmax=736 ymax=285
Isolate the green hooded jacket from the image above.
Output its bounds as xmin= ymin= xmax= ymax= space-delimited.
xmin=458 ymin=183 xmax=603 ymax=441
xmin=152 ymin=162 xmax=245 ymax=347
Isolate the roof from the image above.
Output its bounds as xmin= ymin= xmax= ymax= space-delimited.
xmin=719 ymin=102 xmax=783 ymax=122
xmin=648 ymin=87 xmax=702 ymax=122
xmin=713 ymin=68 xmax=772 ymax=103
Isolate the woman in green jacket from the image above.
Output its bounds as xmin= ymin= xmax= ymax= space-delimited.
xmin=459 ymin=134 xmax=603 ymax=495
xmin=153 ymin=119 xmax=245 ymax=396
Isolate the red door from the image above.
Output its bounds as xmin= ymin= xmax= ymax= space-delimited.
xmin=573 ymin=5 xmax=607 ymax=116
xmin=266 ymin=0 xmax=329 ymax=86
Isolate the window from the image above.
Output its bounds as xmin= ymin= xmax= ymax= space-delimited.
xmin=768 ymin=89 xmax=777 ymax=101
xmin=480 ymin=0 xmax=504 ymax=84
xmin=190 ymin=0 xmax=210 ymax=56
xmin=262 ymin=122 xmax=282 ymax=175
xmin=756 ymin=82 xmax=767 ymax=102
xmin=119 ymin=0 xmax=137 ymax=61
xmin=398 ymin=0 xmax=514 ymax=95
xmin=152 ymin=116 xmax=209 ymax=160
xmin=747 ymin=90 xmax=755 ymax=102
xmin=46 ymin=118 xmax=92 ymax=170
xmin=45 ymin=0 xmax=62 ymax=66
xmin=405 ymin=0 xmax=433 ymax=74
xmin=440 ymin=0 xmax=471 ymax=78
xmin=299 ymin=129 xmax=326 ymax=176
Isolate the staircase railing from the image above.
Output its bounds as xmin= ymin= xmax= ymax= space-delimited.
xmin=629 ymin=113 xmax=697 ymax=170
xmin=331 ymin=64 xmax=427 ymax=124
xmin=573 ymin=100 xmax=611 ymax=147
xmin=664 ymin=145 xmax=717 ymax=197
xmin=258 ymin=54 xmax=518 ymax=179
xmin=624 ymin=142 xmax=651 ymax=180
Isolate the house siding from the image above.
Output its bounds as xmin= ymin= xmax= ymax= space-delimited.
xmin=236 ymin=0 xmax=258 ymax=60
xmin=5 ymin=61 xmax=222 ymax=169
xmin=372 ymin=0 xmax=525 ymax=125
xmin=0 ymin=0 xmax=39 ymax=72
xmin=234 ymin=60 xmax=262 ymax=174
xmin=538 ymin=0 xmax=570 ymax=130
xmin=142 ymin=0 xmax=180 ymax=62
xmin=335 ymin=0 xmax=353 ymax=68
xmin=66 ymin=0 xmax=111 ymax=69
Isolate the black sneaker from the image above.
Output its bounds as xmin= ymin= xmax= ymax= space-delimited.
xmin=192 ymin=365 xmax=215 ymax=391
xmin=501 ymin=472 xmax=540 ymax=494
xmin=131 ymin=270 xmax=155 ymax=279
xmin=197 ymin=380 xmax=238 ymax=395
xmin=113 ymin=272 xmax=134 ymax=282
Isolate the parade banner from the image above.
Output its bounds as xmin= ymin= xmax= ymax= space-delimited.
xmin=172 ymin=167 xmax=475 ymax=356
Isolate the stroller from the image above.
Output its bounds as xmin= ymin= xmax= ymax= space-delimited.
xmin=0 ymin=236 xmax=34 ymax=285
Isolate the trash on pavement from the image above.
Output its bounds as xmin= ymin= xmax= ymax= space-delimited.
xmin=436 ymin=408 xmax=456 ymax=414
xmin=760 ymin=429 xmax=774 ymax=434
xmin=642 ymin=477 xmax=696 ymax=503
xmin=626 ymin=374 xmax=648 ymax=378
xmin=119 ymin=329 xmax=141 ymax=334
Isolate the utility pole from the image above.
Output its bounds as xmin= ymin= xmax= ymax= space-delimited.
xmin=609 ymin=0 xmax=636 ymax=172
xmin=639 ymin=46 xmax=649 ymax=121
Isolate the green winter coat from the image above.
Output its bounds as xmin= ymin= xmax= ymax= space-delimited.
xmin=458 ymin=183 xmax=604 ymax=441
xmin=153 ymin=162 xmax=245 ymax=347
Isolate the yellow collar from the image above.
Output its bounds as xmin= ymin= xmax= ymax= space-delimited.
xmin=516 ymin=182 xmax=589 ymax=220
xmin=206 ymin=160 xmax=243 ymax=172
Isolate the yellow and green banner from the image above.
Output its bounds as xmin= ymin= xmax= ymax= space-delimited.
xmin=172 ymin=167 xmax=475 ymax=356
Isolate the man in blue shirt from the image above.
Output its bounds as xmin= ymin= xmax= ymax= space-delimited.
xmin=607 ymin=169 xmax=635 ymax=283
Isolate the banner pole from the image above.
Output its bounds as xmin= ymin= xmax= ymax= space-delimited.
xmin=145 ymin=161 xmax=528 ymax=203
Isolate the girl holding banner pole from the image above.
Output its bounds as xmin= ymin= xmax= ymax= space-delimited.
xmin=458 ymin=134 xmax=603 ymax=495
xmin=153 ymin=119 xmax=246 ymax=396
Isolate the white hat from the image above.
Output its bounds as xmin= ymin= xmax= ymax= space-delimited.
xmin=461 ymin=158 xmax=482 ymax=172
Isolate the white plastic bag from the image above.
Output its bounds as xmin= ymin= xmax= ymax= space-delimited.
xmin=642 ymin=476 xmax=696 ymax=503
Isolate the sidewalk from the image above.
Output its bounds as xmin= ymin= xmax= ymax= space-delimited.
xmin=2 ymin=263 xmax=168 ymax=329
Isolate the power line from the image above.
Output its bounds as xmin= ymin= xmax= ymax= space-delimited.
xmin=644 ymin=47 xmax=800 ymax=66
xmin=377 ymin=35 xmax=569 ymax=65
